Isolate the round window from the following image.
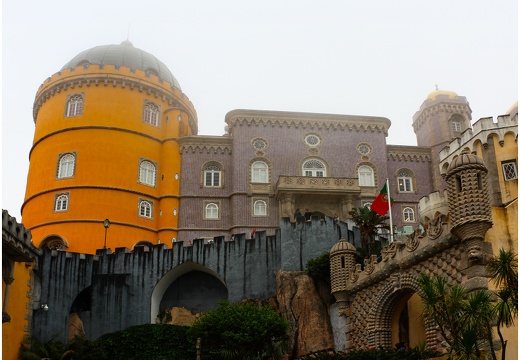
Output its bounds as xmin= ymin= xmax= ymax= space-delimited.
xmin=252 ymin=138 xmax=267 ymax=150
xmin=357 ymin=143 xmax=371 ymax=155
xmin=305 ymin=134 xmax=321 ymax=147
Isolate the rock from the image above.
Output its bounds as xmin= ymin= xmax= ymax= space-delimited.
xmin=158 ymin=307 xmax=199 ymax=326
xmin=276 ymin=271 xmax=335 ymax=358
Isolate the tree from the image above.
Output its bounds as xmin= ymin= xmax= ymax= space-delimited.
xmin=348 ymin=206 xmax=389 ymax=256
xmin=416 ymin=273 xmax=496 ymax=359
xmin=188 ymin=301 xmax=289 ymax=360
xmin=488 ymin=247 xmax=518 ymax=360
xmin=306 ymin=252 xmax=331 ymax=284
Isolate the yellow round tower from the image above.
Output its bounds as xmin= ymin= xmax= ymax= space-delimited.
xmin=22 ymin=41 xmax=197 ymax=253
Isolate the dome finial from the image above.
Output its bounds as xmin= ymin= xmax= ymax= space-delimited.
xmin=435 ymin=83 xmax=439 ymax=91
xmin=121 ymin=24 xmax=133 ymax=47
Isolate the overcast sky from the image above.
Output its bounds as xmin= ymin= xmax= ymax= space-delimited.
xmin=2 ymin=0 xmax=518 ymax=220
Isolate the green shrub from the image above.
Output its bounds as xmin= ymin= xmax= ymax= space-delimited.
xmin=306 ymin=252 xmax=331 ymax=284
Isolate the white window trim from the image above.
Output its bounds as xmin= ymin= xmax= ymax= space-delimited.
xmin=204 ymin=201 xmax=220 ymax=220
xmin=253 ymin=199 xmax=268 ymax=216
xmin=302 ymin=159 xmax=327 ymax=177
xmin=143 ymin=101 xmax=160 ymax=127
xmin=54 ymin=193 xmax=69 ymax=212
xmin=204 ymin=163 xmax=222 ymax=187
xmin=403 ymin=207 xmax=415 ymax=222
xmin=65 ymin=93 xmax=84 ymax=118
xmin=358 ymin=165 xmax=375 ymax=187
xmin=138 ymin=199 xmax=154 ymax=219
xmin=139 ymin=159 xmax=157 ymax=187
xmin=57 ymin=153 xmax=76 ymax=179
xmin=502 ymin=161 xmax=518 ymax=181
xmin=251 ymin=161 xmax=269 ymax=183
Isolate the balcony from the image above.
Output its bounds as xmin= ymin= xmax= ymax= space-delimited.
xmin=275 ymin=176 xmax=361 ymax=197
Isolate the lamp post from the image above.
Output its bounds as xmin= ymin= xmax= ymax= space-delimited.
xmin=103 ymin=218 xmax=111 ymax=249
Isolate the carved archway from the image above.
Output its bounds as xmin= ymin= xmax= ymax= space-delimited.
xmin=39 ymin=235 xmax=69 ymax=250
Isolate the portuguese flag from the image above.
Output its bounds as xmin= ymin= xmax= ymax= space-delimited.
xmin=371 ymin=183 xmax=393 ymax=216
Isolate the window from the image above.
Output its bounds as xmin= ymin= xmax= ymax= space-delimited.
xmin=143 ymin=102 xmax=160 ymax=127
xmin=139 ymin=160 xmax=156 ymax=186
xmin=303 ymin=159 xmax=326 ymax=177
xmin=403 ymin=207 xmax=415 ymax=222
xmin=451 ymin=121 xmax=462 ymax=132
xmin=502 ymin=161 xmax=518 ymax=181
xmin=304 ymin=134 xmax=321 ymax=147
xmin=252 ymin=138 xmax=267 ymax=151
xmin=251 ymin=161 xmax=269 ymax=183
xmin=358 ymin=165 xmax=374 ymax=186
xmin=357 ymin=143 xmax=371 ymax=155
xmin=57 ymin=153 xmax=75 ymax=179
xmin=205 ymin=203 xmax=219 ymax=219
xmin=397 ymin=170 xmax=413 ymax=192
xmin=204 ymin=163 xmax=221 ymax=187
xmin=139 ymin=200 xmax=153 ymax=219
xmin=54 ymin=193 xmax=69 ymax=212
xmin=253 ymin=200 xmax=267 ymax=216
xmin=66 ymin=94 xmax=84 ymax=117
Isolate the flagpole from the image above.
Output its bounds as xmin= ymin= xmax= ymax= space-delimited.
xmin=386 ymin=178 xmax=394 ymax=243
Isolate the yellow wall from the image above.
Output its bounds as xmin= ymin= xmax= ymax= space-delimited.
xmin=22 ymin=65 xmax=196 ymax=253
xmin=2 ymin=262 xmax=33 ymax=360
xmin=391 ymin=293 xmax=426 ymax=348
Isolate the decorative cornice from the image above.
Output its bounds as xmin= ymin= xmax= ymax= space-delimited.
xmin=225 ymin=110 xmax=391 ymax=136
xmin=386 ymin=145 xmax=432 ymax=162
xmin=412 ymin=101 xmax=472 ymax=132
xmin=33 ymin=72 xmax=198 ymax=134
xmin=178 ymin=135 xmax=233 ymax=154
xmin=2 ymin=209 xmax=41 ymax=264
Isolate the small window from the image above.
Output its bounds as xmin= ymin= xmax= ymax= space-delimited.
xmin=204 ymin=164 xmax=221 ymax=187
xmin=303 ymin=159 xmax=326 ymax=177
xmin=397 ymin=170 xmax=413 ymax=192
xmin=54 ymin=193 xmax=69 ymax=212
xmin=66 ymin=94 xmax=84 ymax=117
xmin=205 ymin=203 xmax=219 ymax=219
xmin=451 ymin=121 xmax=462 ymax=132
xmin=357 ymin=143 xmax=371 ymax=155
xmin=358 ymin=165 xmax=374 ymax=186
xmin=403 ymin=207 xmax=415 ymax=222
xmin=251 ymin=161 xmax=269 ymax=183
xmin=143 ymin=102 xmax=160 ymax=127
xmin=502 ymin=161 xmax=518 ymax=181
xmin=139 ymin=200 xmax=153 ymax=219
xmin=57 ymin=153 xmax=75 ymax=179
xmin=139 ymin=160 xmax=156 ymax=187
xmin=304 ymin=134 xmax=321 ymax=147
xmin=253 ymin=200 xmax=267 ymax=216
xmin=252 ymin=138 xmax=268 ymax=151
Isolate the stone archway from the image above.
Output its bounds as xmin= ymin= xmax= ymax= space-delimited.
xmin=366 ymin=274 xmax=432 ymax=349
xmin=150 ymin=262 xmax=228 ymax=323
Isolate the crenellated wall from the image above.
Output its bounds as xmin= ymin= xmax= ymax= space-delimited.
xmin=31 ymin=216 xmax=352 ymax=342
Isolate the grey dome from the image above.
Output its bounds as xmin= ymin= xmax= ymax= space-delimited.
xmin=61 ymin=41 xmax=181 ymax=89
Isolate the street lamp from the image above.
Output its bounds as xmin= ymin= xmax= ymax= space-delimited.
xmin=103 ymin=218 xmax=111 ymax=249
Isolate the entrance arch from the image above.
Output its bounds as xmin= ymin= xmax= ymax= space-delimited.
xmin=366 ymin=275 xmax=429 ymax=349
xmin=150 ymin=262 xmax=228 ymax=323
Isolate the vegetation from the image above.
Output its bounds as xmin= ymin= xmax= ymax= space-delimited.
xmin=416 ymin=273 xmax=496 ymax=360
xmin=348 ymin=206 xmax=389 ymax=256
xmin=488 ymin=247 xmax=518 ymax=360
xmin=188 ymin=301 xmax=289 ymax=360
xmin=300 ymin=346 xmax=441 ymax=359
xmin=20 ymin=334 xmax=107 ymax=360
xmin=306 ymin=252 xmax=331 ymax=284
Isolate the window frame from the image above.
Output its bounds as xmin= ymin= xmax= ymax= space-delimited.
xmin=358 ymin=165 xmax=375 ymax=187
xmin=403 ymin=207 xmax=416 ymax=222
xmin=204 ymin=201 xmax=220 ymax=220
xmin=203 ymin=162 xmax=222 ymax=188
xmin=65 ymin=93 xmax=84 ymax=118
xmin=251 ymin=161 xmax=269 ymax=183
xmin=139 ymin=159 xmax=157 ymax=187
xmin=142 ymin=101 xmax=160 ymax=127
xmin=302 ymin=159 xmax=327 ymax=177
xmin=54 ymin=193 xmax=69 ymax=212
xmin=397 ymin=169 xmax=414 ymax=193
xmin=502 ymin=160 xmax=518 ymax=181
xmin=138 ymin=199 xmax=154 ymax=219
xmin=57 ymin=152 xmax=76 ymax=179
xmin=253 ymin=199 xmax=268 ymax=216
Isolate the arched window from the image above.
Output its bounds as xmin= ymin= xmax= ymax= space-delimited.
xmin=139 ymin=160 xmax=156 ymax=186
xmin=54 ymin=193 xmax=69 ymax=212
xmin=139 ymin=200 xmax=153 ymax=219
xmin=358 ymin=165 xmax=374 ymax=186
xmin=57 ymin=153 xmax=75 ymax=179
xmin=253 ymin=200 xmax=267 ymax=216
xmin=66 ymin=94 xmax=84 ymax=117
xmin=302 ymin=159 xmax=326 ymax=177
xmin=397 ymin=170 xmax=414 ymax=193
xmin=451 ymin=121 xmax=462 ymax=132
xmin=143 ymin=102 xmax=160 ymax=127
xmin=204 ymin=163 xmax=221 ymax=187
xmin=403 ymin=207 xmax=415 ymax=222
xmin=205 ymin=203 xmax=219 ymax=219
xmin=251 ymin=161 xmax=269 ymax=183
